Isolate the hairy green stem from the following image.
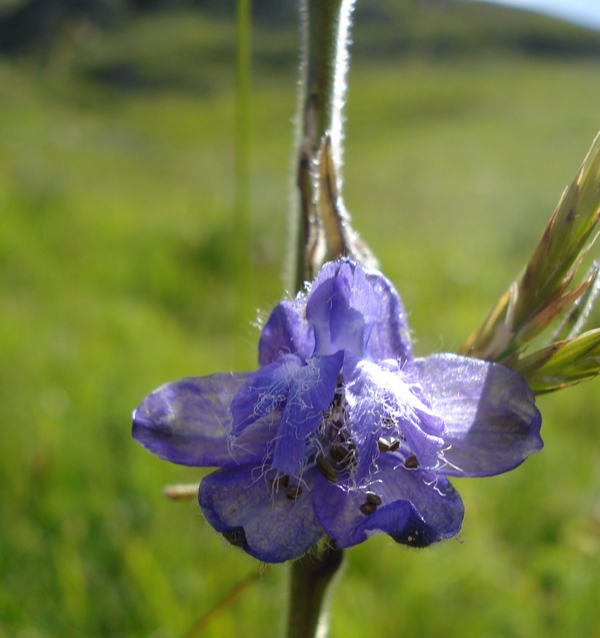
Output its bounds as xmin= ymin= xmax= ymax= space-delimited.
xmin=286 ymin=543 xmax=346 ymax=638
xmin=292 ymin=0 xmax=356 ymax=293
xmin=234 ymin=0 xmax=253 ymax=365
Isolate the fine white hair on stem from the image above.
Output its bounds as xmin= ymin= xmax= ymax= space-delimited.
xmin=286 ymin=0 xmax=357 ymax=292
xmin=285 ymin=0 xmax=310 ymax=291
xmin=330 ymin=0 xmax=356 ymax=176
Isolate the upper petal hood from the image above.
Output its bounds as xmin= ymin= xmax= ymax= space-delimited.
xmin=302 ymin=259 xmax=413 ymax=362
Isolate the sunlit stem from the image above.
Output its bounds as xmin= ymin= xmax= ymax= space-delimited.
xmin=292 ymin=0 xmax=356 ymax=293
xmin=286 ymin=542 xmax=346 ymax=638
xmin=234 ymin=0 xmax=253 ymax=365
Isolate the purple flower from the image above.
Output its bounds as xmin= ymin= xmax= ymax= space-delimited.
xmin=133 ymin=260 xmax=542 ymax=563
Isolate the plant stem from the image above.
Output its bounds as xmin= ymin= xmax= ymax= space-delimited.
xmin=286 ymin=543 xmax=346 ymax=638
xmin=234 ymin=0 xmax=253 ymax=366
xmin=292 ymin=0 xmax=356 ymax=293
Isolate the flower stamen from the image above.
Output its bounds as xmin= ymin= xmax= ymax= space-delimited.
xmin=316 ymin=454 xmax=339 ymax=483
xmin=329 ymin=441 xmax=357 ymax=470
xmin=377 ymin=438 xmax=401 ymax=452
xmin=359 ymin=491 xmax=382 ymax=515
xmin=271 ymin=473 xmax=289 ymax=492
xmin=285 ymin=483 xmax=303 ymax=500
xmin=404 ymin=454 xmax=419 ymax=469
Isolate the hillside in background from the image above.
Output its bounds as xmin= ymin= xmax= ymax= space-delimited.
xmin=352 ymin=0 xmax=600 ymax=58
xmin=2 ymin=0 xmax=600 ymax=62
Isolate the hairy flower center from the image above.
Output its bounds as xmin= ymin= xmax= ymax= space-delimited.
xmin=269 ymin=372 xmax=425 ymax=521
xmin=312 ymin=376 xmax=356 ymax=479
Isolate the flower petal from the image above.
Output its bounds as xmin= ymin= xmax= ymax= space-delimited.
xmin=307 ymin=261 xmax=366 ymax=357
xmin=258 ymin=300 xmax=315 ymax=366
xmin=344 ymin=355 xmax=445 ymax=473
xmin=199 ymin=466 xmax=323 ymax=563
xmin=230 ymin=354 xmax=302 ymax=435
xmin=307 ymin=260 xmax=413 ymax=362
xmin=414 ymin=354 xmax=543 ymax=477
xmin=132 ymin=374 xmax=277 ymax=467
xmin=272 ymin=352 xmax=344 ymax=475
xmin=312 ymin=456 xmax=463 ymax=548
xmin=363 ymin=269 xmax=412 ymax=363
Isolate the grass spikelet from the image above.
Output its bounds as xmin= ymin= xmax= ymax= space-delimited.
xmin=460 ymin=133 xmax=600 ymax=380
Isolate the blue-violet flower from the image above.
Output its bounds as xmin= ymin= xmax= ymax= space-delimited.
xmin=133 ymin=260 xmax=542 ymax=563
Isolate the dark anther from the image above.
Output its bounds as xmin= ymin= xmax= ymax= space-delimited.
xmin=316 ymin=454 xmax=338 ymax=483
xmin=340 ymin=455 xmax=357 ymax=471
xmin=328 ymin=441 xmax=357 ymax=471
xmin=360 ymin=492 xmax=382 ymax=516
xmin=365 ymin=492 xmax=382 ymax=506
xmin=271 ymin=474 xmax=290 ymax=490
xmin=285 ymin=484 xmax=303 ymax=500
xmin=329 ymin=444 xmax=347 ymax=463
xmin=404 ymin=454 xmax=419 ymax=469
xmin=378 ymin=438 xmax=401 ymax=452
xmin=377 ymin=439 xmax=389 ymax=452
xmin=360 ymin=502 xmax=377 ymax=516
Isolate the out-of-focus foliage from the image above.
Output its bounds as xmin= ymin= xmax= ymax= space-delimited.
xmin=1 ymin=6 xmax=600 ymax=638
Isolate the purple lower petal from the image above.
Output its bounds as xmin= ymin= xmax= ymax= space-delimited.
xmin=414 ymin=354 xmax=543 ymax=477
xmin=199 ymin=465 xmax=323 ymax=563
xmin=312 ymin=456 xmax=464 ymax=548
xmin=258 ymin=300 xmax=315 ymax=366
xmin=132 ymin=374 xmax=277 ymax=467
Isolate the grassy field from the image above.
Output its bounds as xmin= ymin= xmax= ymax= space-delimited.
xmin=1 ymin=8 xmax=600 ymax=638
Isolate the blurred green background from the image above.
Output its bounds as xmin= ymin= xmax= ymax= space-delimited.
xmin=2 ymin=1 xmax=600 ymax=636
